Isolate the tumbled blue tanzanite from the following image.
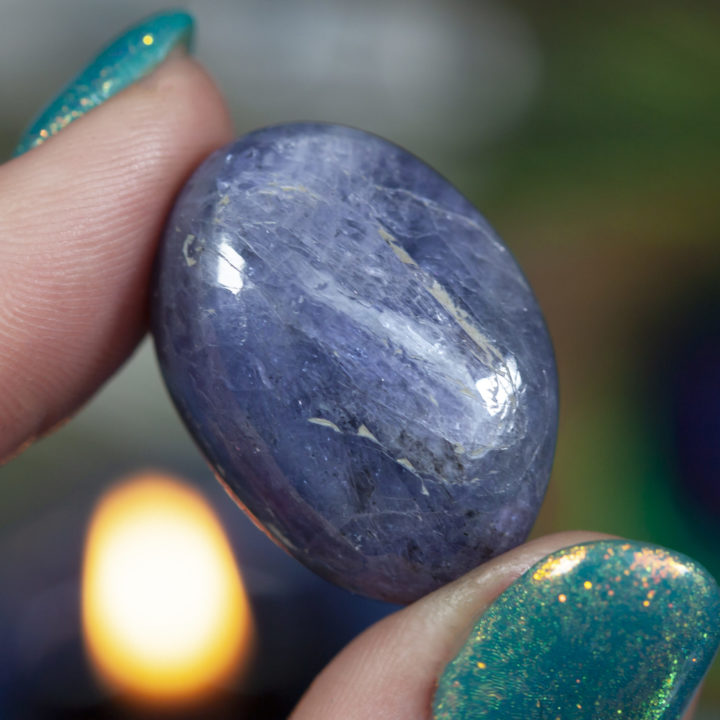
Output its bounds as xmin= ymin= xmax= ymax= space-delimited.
xmin=151 ymin=123 xmax=558 ymax=604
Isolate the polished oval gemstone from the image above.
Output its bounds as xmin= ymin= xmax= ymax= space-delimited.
xmin=151 ymin=123 xmax=558 ymax=604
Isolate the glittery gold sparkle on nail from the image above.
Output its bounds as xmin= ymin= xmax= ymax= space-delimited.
xmin=433 ymin=540 xmax=720 ymax=719
xmin=532 ymin=545 xmax=587 ymax=581
xmin=13 ymin=11 xmax=194 ymax=157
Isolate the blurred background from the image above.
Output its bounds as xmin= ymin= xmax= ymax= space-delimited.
xmin=1 ymin=0 xmax=719 ymax=717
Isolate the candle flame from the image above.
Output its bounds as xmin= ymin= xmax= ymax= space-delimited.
xmin=82 ymin=473 xmax=252 ymax=705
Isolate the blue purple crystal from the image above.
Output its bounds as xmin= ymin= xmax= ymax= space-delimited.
xmin=151 ymin=123 xmax=558 ymax=603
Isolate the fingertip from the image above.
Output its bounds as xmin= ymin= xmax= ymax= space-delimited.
xmin=0 ymin=55 xmax=233 ymax=459
xmin=8 ymin=54 xmax=233 ymax=176
xmin=291 ymin=531 xmax=720 ymax=720
xmin=291 ymin=531 xmax=610 ymax=720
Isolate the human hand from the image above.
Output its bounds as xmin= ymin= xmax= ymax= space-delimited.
xmin=3 ymin=12 xmax=718 ymax=719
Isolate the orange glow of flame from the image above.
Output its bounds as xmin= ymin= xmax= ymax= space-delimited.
xmin=82 ymin=473 xmax=252 ymax=705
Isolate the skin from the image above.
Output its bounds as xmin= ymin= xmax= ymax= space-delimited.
xmin=0 ymin=56 xmax=702 ymax=719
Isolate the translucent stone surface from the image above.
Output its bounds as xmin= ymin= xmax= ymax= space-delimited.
xmin=151 ymin=123 xmax=558 ymax=603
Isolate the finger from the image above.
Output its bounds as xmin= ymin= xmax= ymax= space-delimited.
xmin=0 ymin=54 xmax=232 ymax=460
xmin=291 ymin=532 xmax=720 ymax=720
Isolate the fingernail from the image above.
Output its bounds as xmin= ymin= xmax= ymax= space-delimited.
xmin=433 ymin=540 xmax=720 ymax=719
xmin=13 ymin=10 xmax=194 ymax=157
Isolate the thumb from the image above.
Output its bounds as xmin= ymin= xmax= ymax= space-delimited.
xmin=291 ymin=532 xmax=720 ymax=719
xmin=0 ymin=15 xmax=232 ymax=460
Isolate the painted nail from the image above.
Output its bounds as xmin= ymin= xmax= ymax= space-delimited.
xmin=13 ymin=10 xmax=194 ymax=157
xmin=433 ymin=540 xmax=720 ymax=719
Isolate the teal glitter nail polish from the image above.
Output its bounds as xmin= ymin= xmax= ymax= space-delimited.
xmin=13 ymin=10 xmax=194 ymax=157
xmin=433 ymin=540 xmax=720 ymax=719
